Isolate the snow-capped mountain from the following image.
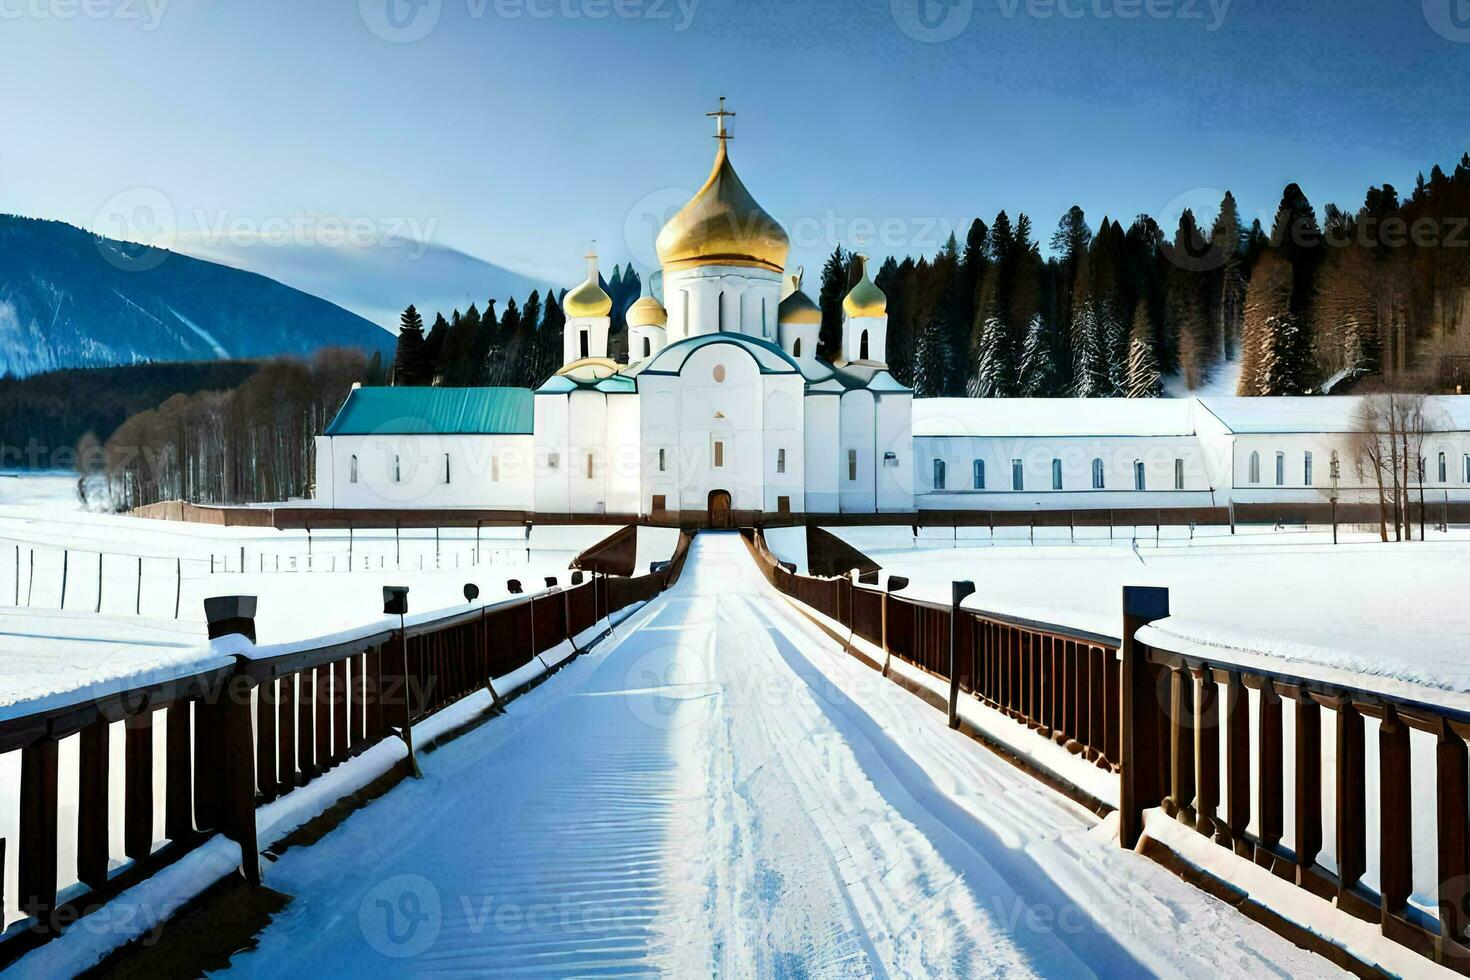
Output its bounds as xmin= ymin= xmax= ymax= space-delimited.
xmin=0 ymin=215 xmax=397 ymax=378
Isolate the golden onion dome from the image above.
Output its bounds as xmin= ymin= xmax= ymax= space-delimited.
xmin=627 ymin=294 xmax=668 ymax=328
xmin=655 ymin=141 xmax=789 ymax=275
xmin=563 ymin=252 xmax=612 ymax=319
xmin=778 ymin=269 xmax=821 ymax=325
xmin=843 ymin=253 xmax=887 ymax=318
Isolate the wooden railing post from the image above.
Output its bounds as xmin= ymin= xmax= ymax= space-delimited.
xmin=1379 ymin=702 xmax=1413 ymax=922
xmin=1192 ymin=666 xmax=1219 ymax=837
xmin=948 ymin=581 xmax=976 ymax=729
xmin=1437 ymin=720 xmax=1470 ymax=955
xmin=1334 ymin=696 xmax=1369 ymax=915
xmin=204 ymin=596 xmax=261 ymax=885
xmin=1119 ymin=585 xmax=1169 ymax=849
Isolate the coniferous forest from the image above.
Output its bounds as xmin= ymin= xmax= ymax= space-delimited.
xmin=395 ymin=154 xmax=1470 ymax=399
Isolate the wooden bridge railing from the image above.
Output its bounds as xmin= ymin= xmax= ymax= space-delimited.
xmin=746 ymin=530 xmax=1121 ymax=771
xmin=1130 ymin=622 xmax=1470 ymax=972
xmin=0 ymin=531 xmax=690 ymax=967
xmin=748 ymin=529 xmax=1470 ymax=975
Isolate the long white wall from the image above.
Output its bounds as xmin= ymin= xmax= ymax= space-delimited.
xmin=315 ymin=434 xmax=534 ymax=510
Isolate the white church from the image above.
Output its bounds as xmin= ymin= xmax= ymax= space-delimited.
xmin=314 ymin=105 xmax=1470 ymax=523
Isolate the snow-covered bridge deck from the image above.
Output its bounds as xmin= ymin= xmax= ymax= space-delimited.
xmin=224 ymin=533 xmax=1339 ymax=977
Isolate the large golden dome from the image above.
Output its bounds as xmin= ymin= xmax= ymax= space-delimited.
xmin=563 ymin=252 xmax=613 ymax=319
xmin=655 ymin=141 xmax=789 ymax=275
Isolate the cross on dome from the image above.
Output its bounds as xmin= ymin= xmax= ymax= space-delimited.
xmin=707 ymin=96 xmax=735 ymax=142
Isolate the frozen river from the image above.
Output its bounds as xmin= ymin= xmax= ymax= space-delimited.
xmin=224 ymin=533 xmax=1341 ymax=978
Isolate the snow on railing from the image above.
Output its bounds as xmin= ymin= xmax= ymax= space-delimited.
xmin=0 ymin=530 xmax=692 ymax=969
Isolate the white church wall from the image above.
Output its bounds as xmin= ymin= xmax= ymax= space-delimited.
xmin=566 ymin=389 xmax=610 ymax=515
xmin=533 ymin=395 xmax=572 ymax=514
xmin=674 ymin=342 xmax=765 ymax=511
xmin=663 ymin=265 xmax=782 ymax=341
xmin=638 ymin=384 xmax=682 ymax=514
xmin=839 ymin=390 xmax=877 ymax=513
xmin=875 ymin=392 xmax=913 ymax=511
xmin=605 ymin=393 xmax=642 ymax=514
xmin=317 ymin=434 xmax=534 ymax=510
xmin=803 ymin=395 xmax=841 ymax=513
xmin=911 ymin=433 xmax=1215 ymax=511
xmin=761 ymin=383 xmax=805 ymax=514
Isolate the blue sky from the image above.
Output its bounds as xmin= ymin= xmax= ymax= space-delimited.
xmin=2 ymin=0 xmax=1467 ymax=297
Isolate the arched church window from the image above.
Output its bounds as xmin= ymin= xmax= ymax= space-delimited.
xmin=973 ymin=459 xmax=985 ymax=489
xmin=933 ymin=459 xmax=946 ymax=490
xmin=1249 ymin=451 xmax=1261 ymax=484
xmin=579 ymin=330 xmax=589 ymax=360
xmin=793 ymin=338 xmax=802 ymax=358
xmin=1091 ymin=458 xmax=1104 ymax=489
xmin=717 ymin=291 xmax=725 ymax=332
xmin=642 ymin=337 xmax=652 ymax=359
xmin=350 ymin=455 xmax=358 ymax=484
xmin=860 ymin=330 xmax=870 ymax=361
xmin=713 ymin=364 xmax=727 ymax=384
xmin=393 ymin=455 xmax=401 ymax=483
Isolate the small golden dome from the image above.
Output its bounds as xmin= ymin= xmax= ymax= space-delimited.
xmin=778 ymin=269 xmax=821 ymax=325
xmin=563 ymin=252 xmax=612 ymax=319
xmin=843 ymin=254 xmax=887 ymax=319
xmin=655 ymin=141 xmax=789 ymax=275
xmin=628 ymin=294 xmax=668 ymax=328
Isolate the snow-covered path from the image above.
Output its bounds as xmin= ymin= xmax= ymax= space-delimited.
xmin=224 ymin=532 xmax=1342 ymax=978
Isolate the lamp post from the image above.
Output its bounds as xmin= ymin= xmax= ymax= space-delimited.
xmin=382 ymin=586 xmax=420 ymax=777
xmin=1330 ymin=455 xmax=1341 ymax=545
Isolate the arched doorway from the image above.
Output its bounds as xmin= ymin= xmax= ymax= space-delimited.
xmin=707 ymin=489 xmax=732 ymax=529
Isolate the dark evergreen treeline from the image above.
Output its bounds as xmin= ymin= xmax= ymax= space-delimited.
xmin=386 ymin=265 xmax=646 ymax=388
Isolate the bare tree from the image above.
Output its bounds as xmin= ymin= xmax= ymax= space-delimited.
xmin=1352 ymin=391 xmax=1435 ymax=542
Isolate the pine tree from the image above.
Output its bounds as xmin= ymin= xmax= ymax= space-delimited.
xmin=1208 ymin=192 xmax=1246 ymax=363
xmin=817 ymin=246 xmax=850 ymax=361
xmin=1016 ymin=315 xmax=1055 ymax=397
xmin=487 ymin=298 xmax=522 ymax=387
xmin=391 ymin=305 xmax=431 ymax=386
xmin=471 ymin=299 xmax=498 ymax=384
xmin=439 ymin=304 xmax=481 ymax=386
xmin=423 ymin=313 xmax=450 ymax=384
xmin=912 ymin=314 xmax=953 ymax=397
xmin=1169 ymin=209 xmax=1215 ymax=389
xmin=1050 ymin=205 xmax=1092 ymax=351
xmin=516 ymin=290 xmax=545 ymax=385
xmin=1072 ymin=300 xmax=1110 ymax=397
xmin=1239 ymin=250 xmax=1301 ymax=394
xmin=1125 ymin=300 xmax=1162 ymax=398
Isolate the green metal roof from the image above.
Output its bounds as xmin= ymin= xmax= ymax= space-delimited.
xmin=325 ymin=386 xmax=534 ymax=436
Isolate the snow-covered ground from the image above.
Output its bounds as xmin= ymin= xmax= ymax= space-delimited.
xmin=217 ymin=533 xmax=1341 ymax=978
xmin=826 ymin=524 xmax=1470 ymax=698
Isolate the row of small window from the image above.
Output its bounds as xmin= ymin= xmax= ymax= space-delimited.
xmin=933 ymin=458 xmax=1184 ymax=492
xmin=350 ymin=455 xmax=476 ymax=484
xmin=1249 ymin=450 xmax=1470 ymax=486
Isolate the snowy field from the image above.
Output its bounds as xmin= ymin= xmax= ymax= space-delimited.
xmin=216 ymin=533 xmax=1342 ymax=978
xmin=0 ymin=472 xmax=677 ymax=715
xmin=823 ymin=524 xmax=1470 ymax=699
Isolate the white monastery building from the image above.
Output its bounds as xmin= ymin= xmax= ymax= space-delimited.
xmin=315 ymin=106 xmax=1470 ymax=521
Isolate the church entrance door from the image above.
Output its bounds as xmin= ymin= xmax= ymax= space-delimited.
xmin=707 ymin=489 xmax=732 ymax=529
